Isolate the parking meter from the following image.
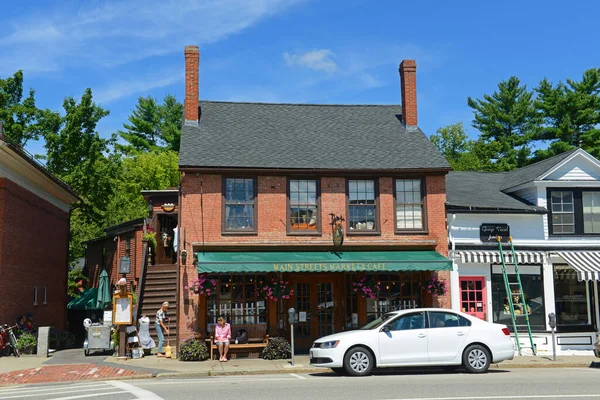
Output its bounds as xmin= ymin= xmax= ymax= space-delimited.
xmin=288 ymin=308 xmax=296 ymax=365
xmin=548 ymin=313 xmax=557 ymax=329
xmin=548 ymin=313 xmax=557 ymax=361
xmin=288 ymin=308 xmax=297 ymax=324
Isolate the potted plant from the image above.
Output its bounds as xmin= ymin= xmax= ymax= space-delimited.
xmin=17 ymin=332 xmax=37 ymax=354
xmin=142 ymin=226 xmax=157 ymax=249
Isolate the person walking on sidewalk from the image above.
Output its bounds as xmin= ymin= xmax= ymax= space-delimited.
xmin=215 ymin=316 xmax=231 ymax=362
xmin=155 ymin=302 xmax=169 ymax=357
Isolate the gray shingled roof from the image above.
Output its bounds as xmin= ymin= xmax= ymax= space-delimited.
xmin=501 ymin=149 xmax=577 ymax=190
xmin=179 ymin=101 xmax=450 ymax=170
xmin=446 ymin=172 xmax=546 ymax=212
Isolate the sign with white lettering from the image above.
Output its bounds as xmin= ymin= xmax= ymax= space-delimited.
xmin=480 ymin=223 xmax=510 ymax=243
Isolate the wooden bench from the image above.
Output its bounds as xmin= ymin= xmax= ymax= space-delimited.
xmin=209 ymin=324 xmax=269 ymax=360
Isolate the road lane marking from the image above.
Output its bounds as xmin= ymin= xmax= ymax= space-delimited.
xmin=0 ymin=383 xmax=102 ymax=395
xmin=46 ymin=391 xmax=123 ymax=400
xmin=381 ymin=395 xmax=600 ymax=400
xmin=289 ymin=373 xmax=307 ymax=379
xmin=106 ymin=380 xmax=164 ymax=399
xmin=0 ymin=386 xmax=121 ymax=399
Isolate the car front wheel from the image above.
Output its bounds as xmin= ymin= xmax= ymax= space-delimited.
xmin=344 ymin=346 xmax=374 ymax=376
xmin=463 ymin=344 xmax=491 ymax=373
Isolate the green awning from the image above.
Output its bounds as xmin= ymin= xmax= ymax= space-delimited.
xmin=196 ymin=251 xmax=451 ymax=273
xmin=67 ymin=288 xmax=102 ymax=310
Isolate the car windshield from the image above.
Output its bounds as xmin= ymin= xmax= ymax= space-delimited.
xmin=360 ymin=313 xmax=396 ymax=330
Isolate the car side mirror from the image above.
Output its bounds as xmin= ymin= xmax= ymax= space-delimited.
xmin=381 ymin=324 xmax=391 ymax=333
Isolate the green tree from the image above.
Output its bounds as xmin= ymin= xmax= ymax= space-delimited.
xmin=104 ymin=151 xmax=180 ymax=227
xmin=467 ymin=76 xmax=538 ymax=170
xmin=0 ymin=70 xmax=60 ymax=147
xmin=430 ymin=122 xmax=497 ymax=171
xmin=43 ymin=88 xmax=120 ymax=263
xmin=535 ymin=68 xmax=600 ymax=159
xmin=67 ymin=267 xmax=88 ymax=298
xmin=118 ymin=94 xmax=183 ymax=154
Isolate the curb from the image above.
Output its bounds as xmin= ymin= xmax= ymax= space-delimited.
xmin=155 ymin=368 xmax=327 ymax=378
xmin=494 ymin=363 xmax=595 ymax=369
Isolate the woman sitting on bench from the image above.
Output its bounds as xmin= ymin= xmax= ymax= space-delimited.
xmin=215 ymin=316 xmax=231 ymax=362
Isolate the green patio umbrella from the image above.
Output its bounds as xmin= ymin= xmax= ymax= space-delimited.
xmin=96 ymin=270 xmax=112 ymax=310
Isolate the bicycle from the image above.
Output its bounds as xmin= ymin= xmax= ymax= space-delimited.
xmin=0 ymin=324 xmax=20 ymax=357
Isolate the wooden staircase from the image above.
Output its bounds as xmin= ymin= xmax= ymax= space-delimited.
xmin=138 ymin=264 xmax=178 ymax=347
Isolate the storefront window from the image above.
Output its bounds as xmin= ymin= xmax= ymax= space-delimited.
xmin=491 ymin=265 xmax=545 ymax=331
xmin=365 ymin=272 xmax=423 ymax=324
xmin=207 ymin=273 xmax=267 ymax=331
xmin=554 ymin=265 xmax=592 ymax=328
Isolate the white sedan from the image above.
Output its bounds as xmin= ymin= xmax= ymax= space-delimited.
xmin=309 ymin=308 xmax=514 ymax=376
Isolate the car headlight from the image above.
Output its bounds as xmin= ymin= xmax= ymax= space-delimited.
xmin=320 ymin=340 xmax=340 ymax=349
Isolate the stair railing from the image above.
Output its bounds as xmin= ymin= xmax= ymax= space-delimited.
xmin=134 ymin=240 xmax=150 ymax=323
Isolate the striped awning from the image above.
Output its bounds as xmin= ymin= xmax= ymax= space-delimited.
xmin=456 ymin=251 xmax=544 ymax=265
xmin=554 ymin=251 xmax=600 ymax=281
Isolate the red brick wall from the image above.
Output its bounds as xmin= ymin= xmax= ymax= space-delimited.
xmin=184 ymin=46 xmax=199 ymax=122
xmin=400 ymin=60 xmax=418 ymax=126
xmin=0 ymin=178 xmax=70 ymax=328
xmin=178 ymin=173 xmax=449 ymax=337
xmin=86 ymin=229 xmax=144 ymax=290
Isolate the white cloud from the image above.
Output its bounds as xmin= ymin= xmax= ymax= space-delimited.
xmin=0 ymin=0 xmax=304 ymax=75
xmin=94 ymin=71 xmax=183 ymax=104
xmin=283 ymin=49 xmax=338 ymax=73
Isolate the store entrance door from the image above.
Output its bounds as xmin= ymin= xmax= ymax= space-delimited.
xmin=291 ymin=275 xmax=338 ymax=351
xmin=460 ymin=276 xmax=487 ymax=320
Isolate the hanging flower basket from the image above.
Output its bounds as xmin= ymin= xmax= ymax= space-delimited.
xmin=257 ymin=278 xmax=294 ymax=302
xmin=186 ymin=274 xmax=217 ymax=296
xmin=352 ymin=277 xmax=380 ymax=299
xmin=421 ymin=278 xmax=447 ymax=297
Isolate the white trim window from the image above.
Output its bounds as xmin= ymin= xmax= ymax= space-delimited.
xmin=550 ymin=191 xmax=575 ymax=234
xmin=43 ymin=286 xmax=48 ymax=305
xmin=33 ymin=286 xmax=38 ymax=306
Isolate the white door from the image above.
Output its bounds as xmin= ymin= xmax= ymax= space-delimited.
xmin=427 ymin=311 xmax=471 ymax=362
xmin=378 ymin=311 xmax=428 ymax=364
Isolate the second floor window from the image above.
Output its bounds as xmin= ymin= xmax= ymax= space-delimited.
xmin=549 ymin=189 xmax=600 ymax=235
xmin=583 ymin=192 xmax=600 ymax=234
xmin=347 ymin=179 xmax=378 ymax=233
xmin=288 ymin=179 xmax=319 ymax=233
xmin=223 ymin=178 xmax=256 ymax=232
xmin=550 ymin=191 xmax=574 ymax=234
xmin=395 ymin=179 xmax=425 ymax=231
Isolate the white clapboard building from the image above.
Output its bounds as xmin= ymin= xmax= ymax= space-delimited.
xmin=447 ymin=148 xmax=600 ymax=354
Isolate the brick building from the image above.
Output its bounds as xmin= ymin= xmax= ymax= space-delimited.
xmin=0 ymin=133 xmax=79 ymax=329
xmin=175 ymin=46 xmax=452 ymax=349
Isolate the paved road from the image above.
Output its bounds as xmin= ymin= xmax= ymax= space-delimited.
xmin=2 ymin=368 xmax=600 ymax=400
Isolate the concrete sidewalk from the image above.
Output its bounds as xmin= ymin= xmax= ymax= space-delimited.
xmin=104 ymin=354 xmax=600 ymax=377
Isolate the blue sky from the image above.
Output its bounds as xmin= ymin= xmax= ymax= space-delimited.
xmin=2 ymin=0 xmax=598 ymax=157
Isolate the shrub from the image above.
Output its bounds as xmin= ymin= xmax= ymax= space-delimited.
xmin=179 ymin=339 xmax=209 ymax=361
xmin=261 ymin=337 xmax=291 ymax=360
xmin=17 ymin=332 xmax=37 ymax=354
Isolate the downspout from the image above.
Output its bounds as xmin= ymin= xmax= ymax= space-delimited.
xmin=65 ymin=206 xmax=73 ymax=330
xmin=448 ymin=213 xmax=459 ymax=311
xmin=176 ymin=177 xmax=183 ymax=354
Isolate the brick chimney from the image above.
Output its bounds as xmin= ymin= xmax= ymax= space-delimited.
xmin=399 ymin=60 xmax=417 ymax=127
xmin=184 ymin=45 xmax=200 ymax=126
